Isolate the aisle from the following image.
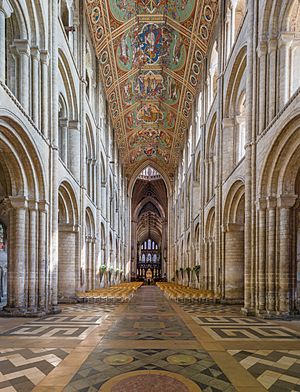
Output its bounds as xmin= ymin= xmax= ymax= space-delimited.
xmin=63 ymin=286 xmax=235 ymax=391
xmin=0 ymin=286 xmax=299 ymax=391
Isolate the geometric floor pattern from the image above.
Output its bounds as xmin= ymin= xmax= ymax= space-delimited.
xmin=192 ymin=316 xmax=300 ymax=340
xmin=0 ymin=286 xmax=300 ymax=391
xmin=0 ymin=315 xmax=108 ymax=339
xmin=65 ymin=348 xmax=235 ymax=392
xmin=103 ymin=313 xmax=195 ymax=340
xmin=179 ymin=303 xmax=242 ymax=315
xmin=59 ymin=303 xmax=118 ymax=314
xmin=228 ymin=350 xmax=300 ymax=391
xmin=0 ymin=348 xmax=71 ymax=391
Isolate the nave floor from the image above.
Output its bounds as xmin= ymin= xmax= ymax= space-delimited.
xmin=0 ymin=287 xmax=300 ymax=391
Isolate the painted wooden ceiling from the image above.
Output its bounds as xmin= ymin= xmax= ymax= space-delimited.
xmin=86 ymin=0 xmax=218 ymax=176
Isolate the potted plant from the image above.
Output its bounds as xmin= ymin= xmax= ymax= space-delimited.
xmin=179 ymin=267 xmax=184 ymax=280
xmin=115 ymin=268 xmax=120 ymax=283
xmin=193 ymin=265 xmax=201 ymax=283
xmin=99 ymin=264 xmax=107 ymax=285
xmin=108 ymin=267 xmax=114 ymax=284
xmin=186 ymin=267 xmax=191 ymax=282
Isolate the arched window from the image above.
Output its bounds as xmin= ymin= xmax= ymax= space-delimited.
xmin=282 ymin=0 xmax=300 ymax=101
xmin=148 ymin=239 xmax=151 ymax=249
xmin=86 ymin=119 xmax=96 ymax=202
xmin=196 ymin=92 xmax=202 ymax=145
xmin=187 ymin=125 xmax=192 ymax=167
xmin=208 ymin=42 xmax=218 ymax=109
xmin=58 ymin=95 xmax=69 ymax=165
xmin=0 ymin=223 xmax=6 ymax=251
xmin=225 ymin=0 xmax=246 ymax=59
xmin=236 ymin=93 xmax=246 ymax=161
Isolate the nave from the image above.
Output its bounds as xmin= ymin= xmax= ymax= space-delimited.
xmin=0 ymin=287 xmax=299 ymax=391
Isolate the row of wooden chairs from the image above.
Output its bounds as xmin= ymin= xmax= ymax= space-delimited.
xmin=77 ymin=282 xmax=143 ymax=303
xmin=156 ymin=282 xmax=221 ymax=303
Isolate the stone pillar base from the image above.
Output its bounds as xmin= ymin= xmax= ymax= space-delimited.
xmin=0 ymin=306 xmax=61 ymax=317
xmin=256 ymin=309 xmax=268 ymax=318
xmin=220 ymin=298 xmax=244 ymax=305
xmin=241 ymin=307 xmax=256 ymax=316
xmin=57 ymin=296 xmax=78 ymax=304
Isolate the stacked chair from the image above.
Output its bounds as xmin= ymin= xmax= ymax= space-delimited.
xmin=77 ymin=282 xmax=143 ymax=303
xmin=156 ymin=282 xmax=221 ymax=303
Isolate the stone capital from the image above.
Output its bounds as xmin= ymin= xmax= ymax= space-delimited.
xmin=14 ymin=39 xmax=30 ymax=56
xmin=59 ymin=118 xmax=69 ymax=128
xmin=30 ymin=46 xmax=40 ymax=61
xmin=222 ymin=117 xmax=234 ymax=128
xmin=38 ymin=200 xmax=49 ymax=213
xmin=40 ymin=50 xmax=50 ymax=65
xmin=277 ymin=194 xmax=297 ymax=209
xmin=257 ymin=41 xmax=268 ymax=57
xmin=268 ymin=38 xmax=278 ymax=54
xmin=0 ymin=0 xmax=13 ymax=18
xmin=256 ymin=197 xmax=267 ymax=210
xmin=235 ymin=115 xmax=245 ymax=125
xmin=28 ymin=200 xmax=38 ymax=211
xmin=68 ymin=120 xmax=80 ymax=131
xmin=9 ymin=196 xmax=28 ymax=209
xmin=278 ymin=33 xmax=294 ymax=48
xmin=267 ymin=196 xmax=277 ymax=209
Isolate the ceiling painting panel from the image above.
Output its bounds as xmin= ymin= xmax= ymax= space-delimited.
xmin=86 ymin=0 xmax=218 ymax=176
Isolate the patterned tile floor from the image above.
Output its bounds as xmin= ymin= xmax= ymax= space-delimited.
xmin=0 ymin=287 xmax=299 ymax=391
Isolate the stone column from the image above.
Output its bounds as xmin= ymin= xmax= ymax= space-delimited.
xmin=28 ymin=201 xmax=38 ymax=310
xmin=267 ymin=197 xmax=276 ymax=313
xmin=68 ymin=120 xmax=81 ymax=180
xmin=5 ymin=200 xmax=14 ymax=308
xmin=257 ymin=199 xmax=266 ymax=312
xmin=59 ymin=118 xmax=68 ymax=163
xmin=230 ymin=1 xmax=237 ymax=47
xmin=268 ymin=38 xmax=278 ymax=122
xmin=40 ymin=50 xmax=49 ymax=138
xmin=257 ymin=41 xmax=267 ymax=133
xmin=31 ymin=47 xmax=40 ymax=126
xmin=278 ymin=195 xmax=296 ymax=314
xmin=278 ymin=33 xmax=292 ymax=109
xmin=38 ymin=202 xmax=47 ymax=310
xmin=0 ymin=0 xmax=13 ymax=82
xmin=14 ymin=39 xmax=30 ymax=112
xmin=203 ymin=238 xmax=208 ymax=289
xmin=10 ymin=197 xmax=27 ymax=310
xmin=50 ymin=0 xmax=59 ymax=310
xmin=243 ymin=0 xmax=255 ymax=314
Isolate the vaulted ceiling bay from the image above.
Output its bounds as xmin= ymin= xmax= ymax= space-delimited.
xmin=86 ymin=0 xmax=218 ymax=177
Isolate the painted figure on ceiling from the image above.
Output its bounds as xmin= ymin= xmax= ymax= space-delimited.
xmin=119 ymin=34 xmax=130 ymax=65
xmin=137 ymin=103 xmax=163 ymax=124
xmin=173 ymin=35 xmax=183 ymax=65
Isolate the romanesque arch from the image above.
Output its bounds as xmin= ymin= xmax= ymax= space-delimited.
xmin=223 ymin=180 xmax=245 ymax=302
xmin=0 ymin=115 xmax=46 ymax=313
xmin=85 ymin=207 xmax=95 ymax=290
xmin=259 ymin=114 xmax=300 ymax=314
xmin=58 ymin=180 xmax=79 ymax=302
xmin=204 ymin=207 xmax=215 ymax=290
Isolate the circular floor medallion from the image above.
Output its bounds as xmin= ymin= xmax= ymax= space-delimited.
xmin=103 ymin=354 xmax=134 ymax=366
xmin=99 ymin=370 xmax=201 ymax=392
xmin=118 ymin=331 xmax=138 ymax=337
xmin=166 ymin=354 xmax=197 ymax=366
xmin=161 ymin=331 xmax=182 ymax=337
